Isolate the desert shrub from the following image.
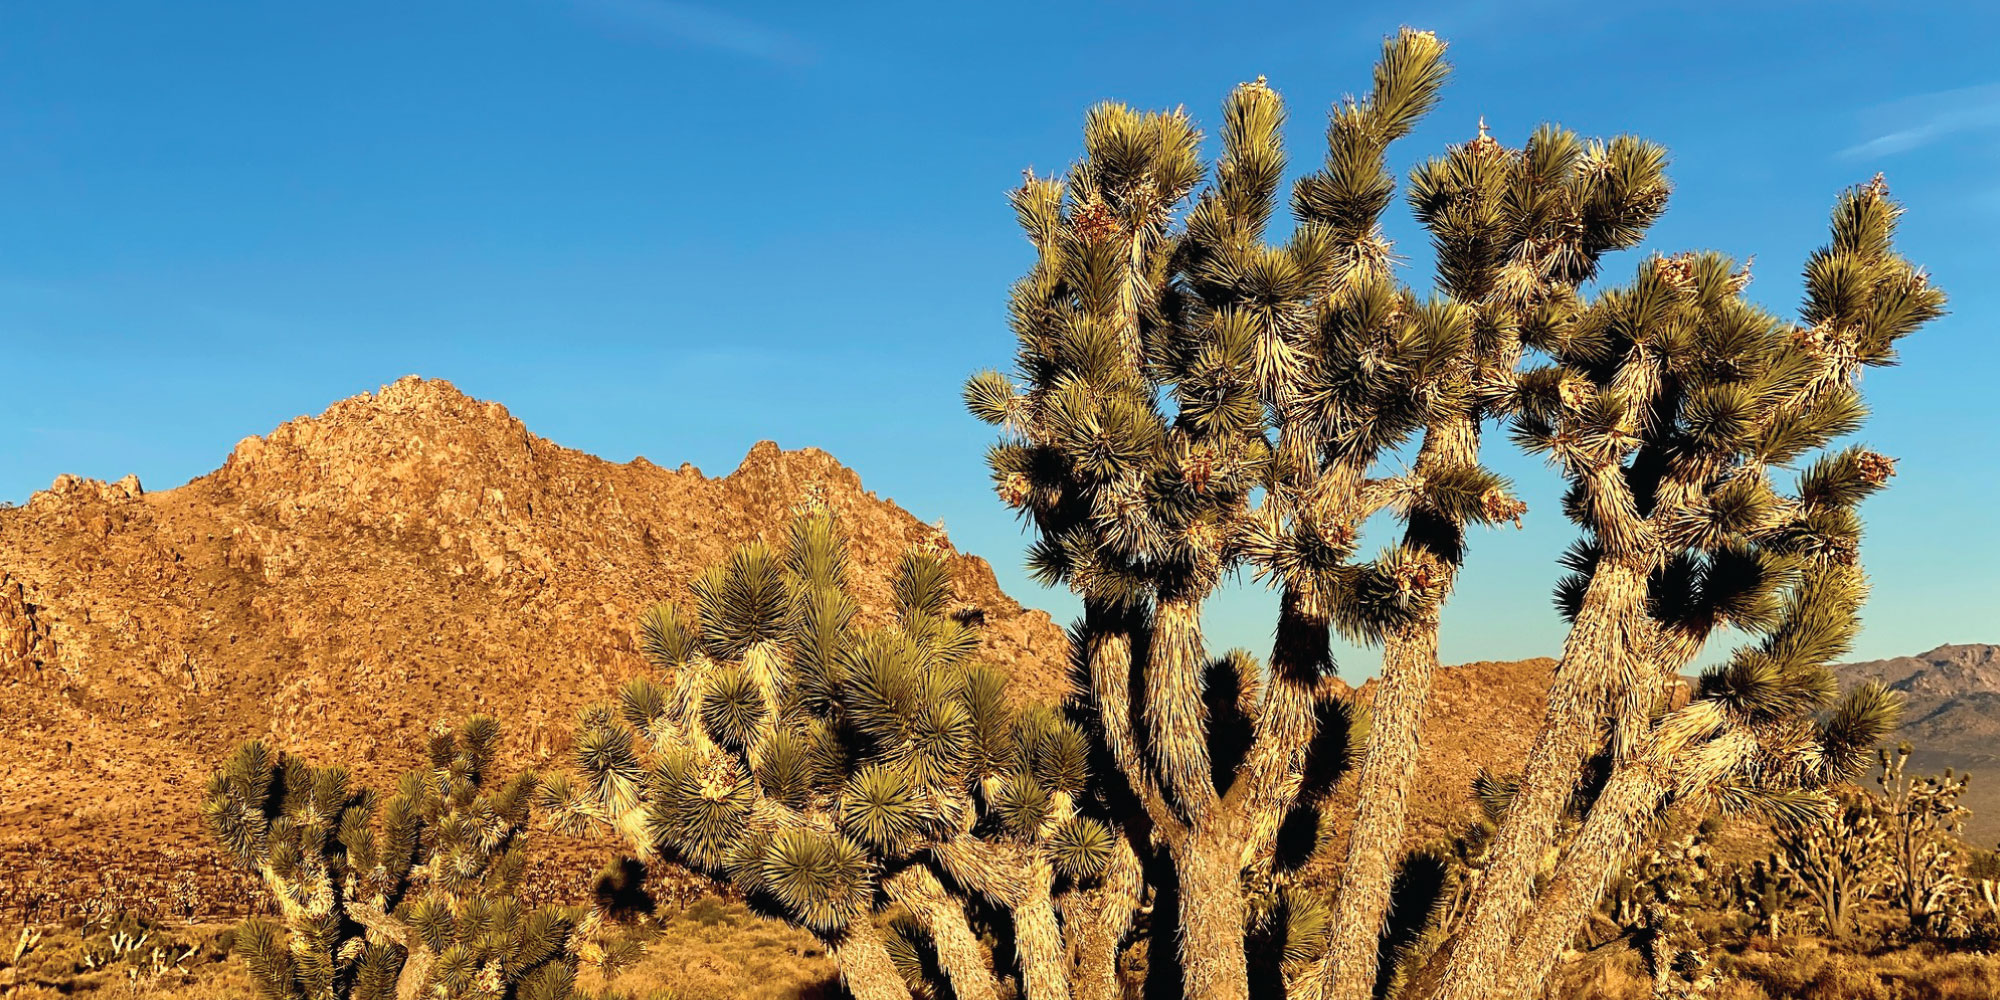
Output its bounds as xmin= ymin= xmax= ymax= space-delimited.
xmin=0 ymin=917 xmax=236 ymax=998
xmin=203 ymin=716 xmax=615 ymax=999
xmin=685 ymin=899 xmax=733 ymax=930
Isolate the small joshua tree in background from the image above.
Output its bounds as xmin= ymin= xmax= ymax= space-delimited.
xmin=1875 ymin=742 xmax=1973 ymax=934
xmin=1770 ymin=791 xmax=1892 ymax=942
xmin=1727 ymin=857 xmax=1796 ymax=939
xmin=204 ymin=717 xmax=611 ymax=1000
xmin=1602 ymin=830 xmax=1721 ymax=1000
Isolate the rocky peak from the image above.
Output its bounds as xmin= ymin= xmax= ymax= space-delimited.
xmin=212 ymin=375 xmax=538 ymax=506
xmin=1837 ymin=643 xmax=2000 ymax=700
xmin=26 ymin=472 xmax=144 ymax=510
xmin=0 ymin=376 xmax=1069 ymax=906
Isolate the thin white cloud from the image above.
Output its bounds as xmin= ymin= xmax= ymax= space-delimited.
xmin=1839 ymin=81 xmax=2000 ymax=159
xmin=566 ymin=0 xmax=814 ymax=65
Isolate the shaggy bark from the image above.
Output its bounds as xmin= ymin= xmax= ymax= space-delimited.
xmin=1086 ymin=603 xmax=1182 ymax=839
xmin=832 ymin=920 xmax=920 ymax=1000
xmin=1317 ymin=618 xmax=1442 ymax=1000
xmin=393 ymin=949 xmax=433 ymax=1000
xmin=1147 ymin=596 xmax=1217 ymax=824
xmin=1426 ymin=558 xmax=1652 ymax=1000
xmin=1175 ymin=831 xmax=1251 ymax=1000
xmin=1068 ymin=837 xmax=1144 ymax=1000
xmin=887 ymin=869 xmax=1006 ymax=1000
xmin=1016 ymin=882 xmax=1073 ymax=1000
xmin=1319 ymin=415 xmax=1477 ymax=1000
xmin=1494 ymin=764 xmax=1668 ymax=999
xmin=1227 ymin=587 xmax=1330 ymax=863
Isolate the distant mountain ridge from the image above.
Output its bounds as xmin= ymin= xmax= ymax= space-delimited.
xmin=1835 ymin=644 xmax=2000 ymax=751
xmin=1835 ymin=643 xmax=2000 ymax=843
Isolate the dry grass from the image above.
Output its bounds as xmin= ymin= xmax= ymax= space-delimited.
xmin=0 ymin=915 xmax=245 ymax=999
xmin=1550 ymin=936 xmax=2000 ymax=1000
xmin=1 ymin=897 xmax=836 ymax=1000
xmin=9 ymin=896 xmax=1997 ymax=1000
xmin=585 ymin=899 xmax=838 ymax=1000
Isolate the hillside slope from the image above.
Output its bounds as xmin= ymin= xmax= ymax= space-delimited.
xmin=0 ymin=376 xmax=1070 ymax=913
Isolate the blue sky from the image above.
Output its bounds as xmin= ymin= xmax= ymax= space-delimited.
xmin=3 ymin=1 xmax=1995 ymax=674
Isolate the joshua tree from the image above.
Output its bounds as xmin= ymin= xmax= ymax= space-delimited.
xmin=1875 ymin=743 xmax=1973 ymax=932
xmin=1461 ymin=165 xmax=1943 ymax=996
xmin=966 ymin=25 xmax=1939 ymax=1000
xmin=1977 ymin=875 xmax=2000 ymax=929
xmin=203 ymin=717 xmax=602 ymax=1000
xmin=1770 ymin=791 xmax=1891 ymax=941
xmin=545 ymin=501 xmax=1187 ymax=1000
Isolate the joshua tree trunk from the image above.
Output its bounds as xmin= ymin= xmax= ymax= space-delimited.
xmin=832 ymin=921 xmax=920 ymax=1000
xmin=1175 ymin=831 xmax=1251 ymax=1000
xmin=393 ymin=949 xmax=432 ymax=1000
xmin=1317 ymin=616 xmax=1441 ymax=1000
xmin=1148 ymin=595 xmax=1218 ymax=823
xmin=1016 ymin=880 xmax=1074 ymax=1000
xmin=1228 ymin=587 xmax=1331 ymax=864
xmin=1318 ymin=416 xmax=1478 ymax=1000
xmin=1085 ymin=602 xmax=1181 ymax=836
xmin=347 ymin=902 xmax=429 ymax=1000
xmin=1069 ymin=838 xmax=1144 ymax=1000
xmin=1821 ymin=888 xmax=1856 ymax=941
xmin=887 ymin=869 xmax=1006 ymax=1000
xmin=1493 ymin=764 xmax=1668 ymax=999
xmin=1427 ymin=558 xmax=1654 ymax=1000
xmin=1493 ymin=682 xmax=1754 ymax=995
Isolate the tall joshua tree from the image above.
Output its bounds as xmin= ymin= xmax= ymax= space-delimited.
xmin=967 ymin=25 xmax=1939 ymax=1000
xmin=969 ymin=38 xmax=1413 ymax=1000
xmin=1314 ymin=89 xmax=1675 ymax=1000
xmin=204 ymin=717 xmax=598 ymax=1000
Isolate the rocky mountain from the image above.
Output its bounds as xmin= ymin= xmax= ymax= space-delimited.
xmin=0 ymin=376 xmax=1071 ymax=915
xmin=1835 ymin=643 xmax=2000 ymax=842
xmin=1835 ymin=644 xmax=2000 ymax=750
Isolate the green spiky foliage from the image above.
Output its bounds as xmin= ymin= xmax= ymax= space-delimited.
xmin=549 ymin=501 xmax=1127 ymax=1000
xmin=1435 ymin=174 xmax=1942 ymax=999
xmin=203 ymin=717 xmax=593 ymax=1000
xmin=1771 ymin=790 xmax=1892 ymax=941
xmin=1875 ymin=743 xmax=1974 ymax=933
xmin=969 ymin=24 xmax=1943 ymax=1000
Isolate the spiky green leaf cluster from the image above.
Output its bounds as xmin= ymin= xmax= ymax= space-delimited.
xmin=556 ymin=503 xmax=1117 ymax=954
